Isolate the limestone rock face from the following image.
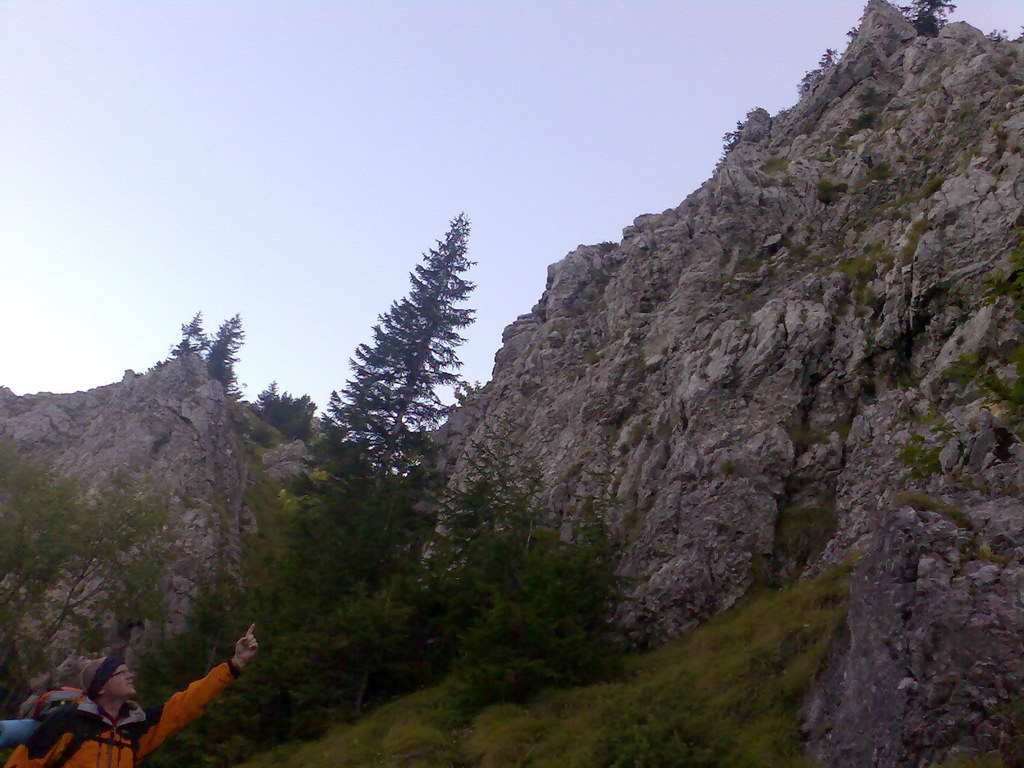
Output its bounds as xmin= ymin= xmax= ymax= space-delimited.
xmin=803 ymin=498 xmax=1024 ymax=766
xmin=262 ymin=439 xmax=311 ymax=480
xmin=436 ymin=2 xmax=1024 ymax=763
xmin=0 ymin=356 xmax=255 ymax=637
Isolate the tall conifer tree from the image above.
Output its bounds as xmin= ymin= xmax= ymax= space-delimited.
xmin=207 ymin=314 xmax=245 ymax=396
xmin=328 ymin=214 xmax=474 ymax=472
xmin=170 ymin=312 xmax=209 ymax=358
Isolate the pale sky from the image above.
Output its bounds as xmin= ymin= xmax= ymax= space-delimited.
xmin=2 ymin=1 xmax=1019 ymax=411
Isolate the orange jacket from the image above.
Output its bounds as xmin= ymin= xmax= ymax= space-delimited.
xmin=3 ymin=661 xmax=238 ymax=768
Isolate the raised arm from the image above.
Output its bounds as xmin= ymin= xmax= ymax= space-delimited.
xmin=135 ymin=624 xmax=258 ymax=760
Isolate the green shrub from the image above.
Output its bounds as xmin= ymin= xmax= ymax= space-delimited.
xmin=773 ymin=498 xmax=837 ymax=577
xmin=985 ymin=233 xmax=1024 ymax=312
xmin=816 ymin=179 xmax=848 ymax=205
xmin=840 ymin=256 xmax=875 ymax=282
xmin=942 ymin=351 xmax=984 ymax=383
xmin=850 ymin=111 xmax=878 ymax=132
xmin=856 ymin=86 xmax=888 ymax=110
xmin=0 ymin=443 xmax=170 ymax=695
xmin=919 ymin=175 xmax=947 ymax=199
xmin=839 ymin=244 xmax=891 ymax=284
xmin=896 ymin=435 xmax=943 ymax=479
xmin=449 ymin=526 xmax=621 ymax=709
xmin=867 ymin=161 xmax=892 ymax=181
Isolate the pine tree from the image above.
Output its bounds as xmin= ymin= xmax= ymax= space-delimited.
xmin=328 ymin=213 xmax=474 ymax=472
xmin=900 ymin=0 xmax=956 ymax=37
xmin=170 ymin=312 xmax=209 ymax=358
xmin=206 ymin=314 xmax=245 ymax=396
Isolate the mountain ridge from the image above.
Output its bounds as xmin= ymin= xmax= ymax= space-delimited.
xmin=437 ymin=2 xmax=1024 ymax=763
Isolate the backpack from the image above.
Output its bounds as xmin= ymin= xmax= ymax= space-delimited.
xmin=0 ymin=687 xmax=84 ymax=749
xmin=19 ymin=687 xmax=85 ymax=720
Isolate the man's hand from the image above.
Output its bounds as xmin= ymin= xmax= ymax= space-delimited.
xmin=232 ymin=624 xmax=259 ymax=670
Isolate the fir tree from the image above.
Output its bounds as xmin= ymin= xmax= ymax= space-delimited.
xmin=328 ymin=214 xmax=474 ymax=472
xmin=170 ymin=312 xmax=209 ymax=358
xmin=434 ymin=420 xmax=621 ymax=707
xmin=206 ymin=314 xmax=245 ymax=396
xmin=900 ymin=0 xmax=956 ymax=37
xmin=254 ymin=382 xmax=317 ymax=441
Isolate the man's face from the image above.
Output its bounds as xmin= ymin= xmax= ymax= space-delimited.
xmin=101 ymin=665 xmax=136 ymax=699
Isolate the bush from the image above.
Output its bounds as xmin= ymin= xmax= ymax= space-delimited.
xmin=856 ymin=86 xmax=888 ymax=110
xmin=849 ymin=111 xmax=878 ymax=132
xmin=867 ymin=161 xmax=892 ymax=181
xmin=816 ymin=179 xmax=848 ymax=205
xmin=774 ymin=498 xmax=837 ymax=578
xmin=896 ymin=435 xmax=943 ymax=479
xmin=919 ymin=175 xmax=947 ymax=199
xmin=762 ymin=156 xmax=789 ymax=174
xmin=902 ymin=218 xmax=931 ymax=260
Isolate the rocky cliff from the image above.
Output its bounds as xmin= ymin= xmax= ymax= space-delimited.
xmin=438 ymin=2 xmax=1024 ymax=764
xmin=0 ymin=357 xmax=257 ymax=640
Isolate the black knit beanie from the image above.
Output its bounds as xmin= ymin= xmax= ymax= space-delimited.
xmin=84 ymin=654 xmax=125 ymax=698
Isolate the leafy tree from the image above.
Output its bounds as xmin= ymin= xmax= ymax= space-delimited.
xmin=169 ymin=312 xmax=209 ymax=358
xmin=0 ymin=442 xmax=169 ymax=711
xmin=206 ymin=314 xmax=245 ymax=396
xmin=254 ymin=382 xmax=317 ymax=441
xmin=900 ymin=0 xmax=956 ymax=36
xmin=327 ymin=214 xmax=474 ymax=473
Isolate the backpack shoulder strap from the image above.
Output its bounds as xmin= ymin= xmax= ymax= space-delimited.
xmin=48 ymin=730 xmax=87 ymax=768
xmin=19 ymin=704 xmax=82 ymax=765
xmin=47 ymin=710 xmax=93 ymax=768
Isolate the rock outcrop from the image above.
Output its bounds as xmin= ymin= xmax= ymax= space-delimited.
xmin=437 ymin=2 xmax=1024 ymax=764
xmin=0 ymin=356 xmax=256 ymax=638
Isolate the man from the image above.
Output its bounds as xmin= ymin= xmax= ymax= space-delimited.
xmin=4 ymin=624 xmax=259 ymax=768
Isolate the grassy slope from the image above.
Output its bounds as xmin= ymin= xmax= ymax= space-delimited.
xmin=238 ymin=566 xmax=854 ymax=768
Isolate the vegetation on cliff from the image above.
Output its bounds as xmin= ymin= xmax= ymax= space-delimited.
xmin=134 ymin=215 xmax=621 ymax=768
xmin=0 ymin=443 xmax=169 ymax=708
xmin=232 ymin=566 xmax=850 ymax=768
xmin=4 ymin=3 xmax=1024 ymax=767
